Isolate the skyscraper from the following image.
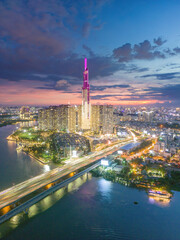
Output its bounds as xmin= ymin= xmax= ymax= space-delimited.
xmin=81 ymin=58 xmax=91 ymax=130
xmin=38 ymin=105 xmax=80 ymax=132
xmin=91 ymin=105 xmax=114 ymax=134
xmin=38 ymin=58 xmax=114 ymax=134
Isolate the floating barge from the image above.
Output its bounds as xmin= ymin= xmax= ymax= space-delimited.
xmin=148 ymin=189 xmax=172 ymax=199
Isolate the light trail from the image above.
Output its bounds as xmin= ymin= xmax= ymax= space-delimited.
xmin=0 ymin=138 xmax=136 ymax=210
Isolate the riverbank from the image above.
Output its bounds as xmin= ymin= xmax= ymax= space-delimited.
xmin=0 ymin=119 xmax=31 ymax=128
xmin=23 ymin=151 xmax=48 ymax=165
xmin=8 ymin=126 xmax=135 ymax=165
xmin=0 ymin=124 xmax=50 ymax=191
xmin=91 ymin=164 xmax=180 ymax=194
xmin=6 ymin=127 xmax=55 ymax=164
xmin=2 ymin=176 xmax=180 ymax=240
xmin=7 ymin=133 xmax=50 ymax=164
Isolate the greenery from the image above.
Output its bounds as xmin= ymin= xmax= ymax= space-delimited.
xmin=130 ymin=140 xmax=153 ymax=154
xmin=12 ymin=128 xmax=43 ymax=142
xmin=12 ymin=128 xmax=91 ymax=164
xmin=131 ymin=157 xmax=143 ymax=165
xmin=91 ymin=159 xmax=180 ymax=193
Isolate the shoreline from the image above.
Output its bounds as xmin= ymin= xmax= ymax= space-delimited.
xmin=23 ymin=151 xmax=47 ymax=165
xmin=7 ymin=134 xmax=48 ymax=165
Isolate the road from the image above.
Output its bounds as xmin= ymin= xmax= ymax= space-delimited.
xmin=126 ymin=138 xmax=156 ymax=160
xmin=0 ymin=162 xmax=100 ymax=225
xmin=0 ymin=138 xmax=135 ymax=210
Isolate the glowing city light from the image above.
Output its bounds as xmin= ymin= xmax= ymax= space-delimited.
xmin=72 ymin=150 xmax=77 ymax=158
xmin=101 ymin=159 xmax=109 ymax=166
xmin=44 ymin=165 xmax=50 ymax=172
xmin=117 ymin=150 xmax=123 ymax=155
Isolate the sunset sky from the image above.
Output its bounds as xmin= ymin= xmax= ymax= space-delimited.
xmin=0 ymin=0 xmax=180 ymax=106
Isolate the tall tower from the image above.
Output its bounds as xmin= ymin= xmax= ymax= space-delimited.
xmin=81 ymin=58 xmax=91 ymax=130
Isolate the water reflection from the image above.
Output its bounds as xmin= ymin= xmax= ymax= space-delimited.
xmin=19 ymin=121 xmax=38 ymax=128
xmin=7 ymin=140 xmax=16 ymax=152
xmin=0 ymin=173 xmax=92 ymax=238
xmin=98 ymin=178 xmax=112 ymax=200
xmin=148 ymin=195 xmax=170 ymax=207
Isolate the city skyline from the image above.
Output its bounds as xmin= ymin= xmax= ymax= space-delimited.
xmin=0 ymin=0 xmax=180 ymax=106
xmin=1 ymin=1 xmax=180 ymax=239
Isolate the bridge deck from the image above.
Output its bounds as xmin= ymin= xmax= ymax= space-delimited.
xmin=0 ymin=162 xmax=100 ymax=225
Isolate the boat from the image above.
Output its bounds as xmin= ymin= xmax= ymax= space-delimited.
xmin=148 ymin=189 xmax=172 ymax=199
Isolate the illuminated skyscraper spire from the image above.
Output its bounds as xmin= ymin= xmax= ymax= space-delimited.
xmin=82 ymin=57 xmax=90 ymax=104
xmin=85 ymin=57 xmax=87 ymax=70
xmin=82 ymin=58 xmax=91 ymax=130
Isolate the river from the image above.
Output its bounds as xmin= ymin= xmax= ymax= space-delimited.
xmin=1 ymin=125 xmax=180 ymax=240
xmin=0 ymin=124 xmax=55 ymax=191
xmin=1 ymin=177 xmax=180 ymax=240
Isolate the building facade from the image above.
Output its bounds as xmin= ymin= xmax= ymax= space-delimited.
xmin=38 ymin=58 xmax=114 ymax=134
xmin=20 ymin=106 xmax=31 ymax=120
xmin=38 ymin=105 xmax=81 ymax=132
xmin=91 ymin=105 xmax=114 ymax=134
xmin=81 ymin=58 xmax=91 ymax=130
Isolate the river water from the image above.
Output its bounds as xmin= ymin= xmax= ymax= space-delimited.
xmin=1 ymin=125 xmax=180 ymax=240
xmin=0 ymin=124 xmax=54 ymax=191
xmin=1 ymin=177 xmax=180 ymax=240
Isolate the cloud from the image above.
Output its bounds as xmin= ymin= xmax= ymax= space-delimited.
xmin=0 ymin=1 xmax=70 ymax=55
xmin=164 ymin=47 xmax=180 ymax=56
xmin=91 ymin=84 xmax=130 ymax=91
xmin=82 ymin=22 xmax=91 ymax=37
xmin=82 ymin=22 xmax=104 ymax=37
xmin=141 ymin=72 xmax=180 ymax=80
xmin=0 ymin=79 xmax=81 ymax=105
xmin=82 ymin=44 xmax=95 ymax=57
xmin=153 ymin=37 xmax=167 ymax=46
xmin=0 ymin=0 xmax=119 ymax=84
xmin=173 ymin=47 xmax=180 ymax=54
xmin=113 ymin=43 xmax=132 ymax=62
xmin=93 ymin=23 xmax=104 ymax=30
xmin=113 ymin=38 xmax=166 ymax=62
xmin=147 ymin=84 xmax=180 ymax=102
xmin=55 ymin=80 xmax=71 ymax=90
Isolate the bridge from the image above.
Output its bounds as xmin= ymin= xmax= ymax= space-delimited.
xmin=0 ymin=162 xmax=100 ymax=225
xmin=0 ymin=137 xmax=136 ymax=225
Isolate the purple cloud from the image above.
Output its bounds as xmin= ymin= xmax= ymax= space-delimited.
xmin=113 ymin=39 xmax=166 ymax=62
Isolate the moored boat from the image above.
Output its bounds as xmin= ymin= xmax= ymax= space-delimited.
xmin=148 ymin=189 xmax=172 ymax=199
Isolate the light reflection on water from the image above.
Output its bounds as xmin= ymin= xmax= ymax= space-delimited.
xmin=7 ymin=140 xmax=15 ymax=152
xmin=0 ymin=173 xmax=92 ymax=239
xmin=1 ymin=178 xmax=180 ymax=240
xmin=148 ymin=196 xmax=170 ymax=207
xmin=98 ymin=178 xmax=112 ymax=200
xmin=0 ymin=124 xmax=56 ymax=191
xmin=19 ymin=121 xmax=38 ymax=128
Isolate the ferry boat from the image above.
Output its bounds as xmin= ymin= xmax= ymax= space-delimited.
xmin=148 ymin=189 xmax=172 ymax=199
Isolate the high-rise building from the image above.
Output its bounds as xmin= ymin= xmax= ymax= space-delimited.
xmin=138 ymin=111 xmax=154 ymax=122
xmin=38 ymin=58 xmax=114 ymax=135
xmin=20 ymin=106 xmax=31 ymax=120
xmin=91 ymin=105 xmax=114 ymax=134
xmin=38 ymin=105 xmax=80 ymax=132
xmin=81 ymin=58 xmax=91 ymax=130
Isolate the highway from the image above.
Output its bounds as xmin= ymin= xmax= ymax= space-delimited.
xmin=0 ymin=162 xmax=100 ymax=225
xmin=0 ymin=137 xmax=135 ymax=210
